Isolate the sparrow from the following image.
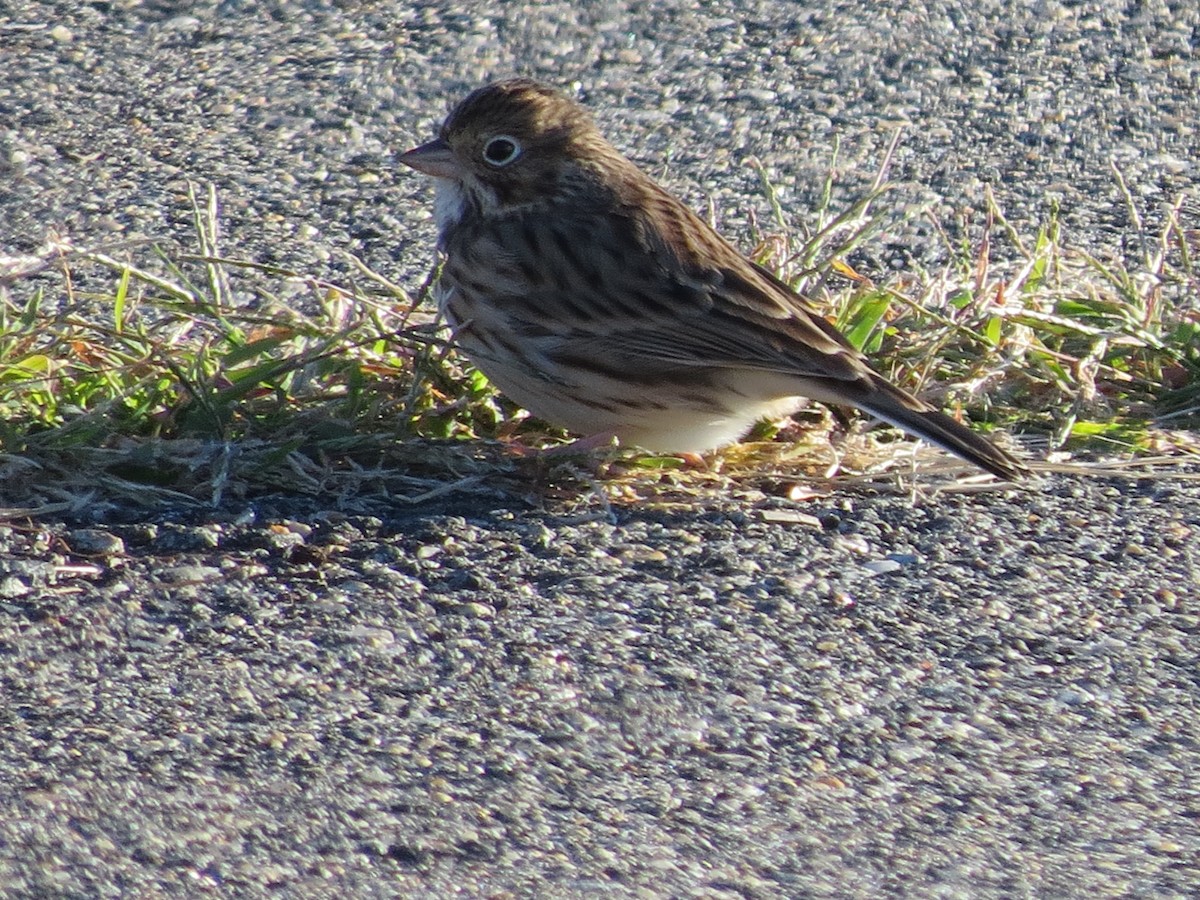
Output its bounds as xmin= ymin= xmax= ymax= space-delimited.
xmin=400 ymin=79 xmax=1027 ymax=480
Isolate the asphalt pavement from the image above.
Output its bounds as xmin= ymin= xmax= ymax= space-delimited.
xmin=2 ymin=2 xmax=1198 ymax=897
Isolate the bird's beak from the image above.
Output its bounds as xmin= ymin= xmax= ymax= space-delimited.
xmin=399 ymin=138 xmax=459 ymax=178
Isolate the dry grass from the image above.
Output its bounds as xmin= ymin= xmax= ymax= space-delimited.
xmin=1 ymin=170 xmax=1197 ymax=517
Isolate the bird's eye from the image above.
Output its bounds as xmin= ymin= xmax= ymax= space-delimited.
xmin=482 ymin=135 xmax=522 ymax=166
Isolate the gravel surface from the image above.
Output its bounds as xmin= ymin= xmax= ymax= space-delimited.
xmin=5 ymin=0 xmax=1197 ymax=276
xmin=4 ymin=477 xmax=1200 ymax=897
xmin=2 ymin=1 xmax=1199 ymax=897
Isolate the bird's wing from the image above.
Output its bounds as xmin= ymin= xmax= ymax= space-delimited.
xmin=499 ymin=182 xmax=881 ymax=388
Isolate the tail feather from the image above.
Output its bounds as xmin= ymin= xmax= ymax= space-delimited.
xmin=857 ymin=380 xmax=1029 ymax=481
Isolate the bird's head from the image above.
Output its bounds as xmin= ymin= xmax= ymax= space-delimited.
xmin=401 ymin=79 xmax=614 ymax=221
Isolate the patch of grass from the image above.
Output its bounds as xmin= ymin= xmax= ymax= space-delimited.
xmin=748 ymin=149 xmax=1199 ymax=461
xmin=0 ymin=184 xmax=528 ymax=512
xmin=0 ymin=169 xmax=1196 ymax=514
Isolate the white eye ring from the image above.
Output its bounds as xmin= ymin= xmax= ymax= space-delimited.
xmin=482 ymin=135 xmax=522 ymax=167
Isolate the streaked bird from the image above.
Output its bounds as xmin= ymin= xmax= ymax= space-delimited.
xmin=401 ymin=79 xmax=1027 ymax=480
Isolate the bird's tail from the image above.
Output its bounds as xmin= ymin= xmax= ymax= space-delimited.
xmin=856 ymin=378 xmax=1029 ymax=481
